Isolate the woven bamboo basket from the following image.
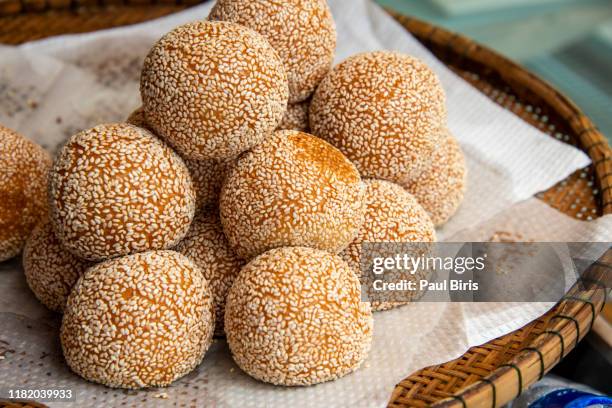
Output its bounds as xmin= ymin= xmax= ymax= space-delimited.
xmin=0 ymin=1 xmax=610 ymax=407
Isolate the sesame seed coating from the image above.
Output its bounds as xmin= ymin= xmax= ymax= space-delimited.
xmin=125 ymin=106 xmax=148 ymax=129
xmin=61 ymin=250 xmax=214 ymax=389
xmin=225 ymin=246 xmax=372 ymax=386
xmin=49 ymin=123 xmax=196 ymax=261
xmin=184 ymin=157 xmax=234 ymax=212
xmin=277 ymin=99 xmax=311 ymax=132
xmin=175 ymin=211 xmax=244 ymax=337
xmin=340 ymin=180 xmax=435 ymax=311
xmin=127 ymin=107 xmax=233 ymax=211
xmin=209 ymin=0 xmax=336 ymax=103
xmin=0 ymin=124 xmax=51 ymax=262
xmin=220 ymin=130 xmax=366 ymax=260
xmin=310 ymin=51 xmax=447 ymax=182
xmin=23 ymin=219 xmax=93 ymax=313
xmin=402 ymin=131 xmax=466 ymax=226
xmin=140 ymin=21 xmax=289 ymax=160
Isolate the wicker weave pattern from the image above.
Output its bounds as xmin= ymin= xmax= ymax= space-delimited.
xmin=0 ymin=0 xmax=200 ymax=15
xmin=0 ymin=4 xmax=191 ymax=44
xmin=0 ymin=4 xmax=610 ymax=408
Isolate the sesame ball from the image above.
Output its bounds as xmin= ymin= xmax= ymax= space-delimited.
xmin=225 ymin=246 xmax=372 ymax=386
xmin=125 ymin=106 xmax=148 ymax=129
xmin=49 ymin=123 xmax=195 ymax=261
xmin=127 ymin=107 xmax=232 ymax=210
xmin=23 ymin=219 xmax=93 ymax=313
xmin=340 ymin=180 xmax=435 ymax=311
xmin=175 ymin=211 xmax=244 ymax=336
xmin=184 ymin=158 xmax=234 ymax=211
xmin=277 ymin=99 xmax=310 ymax=132
xmin=310 ymin=51 xmax=447 ymax=182
xmin=140 ymin=21 xmax=289 ymax=160
xmin=209 ymin=0 xmax=336 ymax=103
xmin=0 ymin=124 xmax=51 ymax=262
xmin=220 ymin=130 xmax=365 ymax=260
xmin=402 ymin=131 xmax=467 ymax=226
xmin=61 ymin=250 xmax=214 ymax=389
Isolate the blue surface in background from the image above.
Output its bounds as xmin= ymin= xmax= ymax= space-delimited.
xmin=529 ymin=388 xmax=612 ymax=407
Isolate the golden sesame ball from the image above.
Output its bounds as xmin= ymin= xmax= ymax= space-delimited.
xmin=61 ymin=250 xmax=214 ymax=389
xmin=127 ymin=107 xmax=233 ymax=211
xmin=184 ymin=158 xmax=234 ymax=211
xmin=23 ymin=219 xmax=93 ymax=313
xmin=209 ymin=0 xmax=336 ymax=103
xmin=403 ymin=131 xmax=466 ymax=226
xmin=49 ymin=123 xmax=195 ymax=261
xmin=277 ymin=99 xmax=310 ymax=132
xmin=140 ymin=21 xmax=289 ymax=160
xmin=1 ymin=125 xmax=51 ymax=262
xmin=310 ymin=51 xmax=447 ymax=182
xmin=340 ymin=179 xmax=435 ymax=311
xmin=225 ymin=246 xmax=372 ymax=386
xmin=125 ymin=106 xmax=147 ymax=129
xmin=175 ymin=211 xmax=244 ymax=336
xmin=220 ymin=130 xmax=365 ymax=260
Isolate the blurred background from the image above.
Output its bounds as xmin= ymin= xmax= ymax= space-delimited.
xmin=377 ymin=0 xmax=612 ymax=143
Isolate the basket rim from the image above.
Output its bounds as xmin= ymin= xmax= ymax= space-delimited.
xmin=389 ymin=11 xmax=610 ymax=408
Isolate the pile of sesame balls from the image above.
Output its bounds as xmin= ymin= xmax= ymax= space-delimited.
xmin=0 ymin=0 xmax=467 ymax=390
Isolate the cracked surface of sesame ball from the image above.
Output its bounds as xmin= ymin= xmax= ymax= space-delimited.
xmin=127 ymin=107 xmax=233 ymax=211
xmin=277 ymin=99 xmax=311 ymax=132
xmin=0 ymin=124 xmax=51 ymax=262
xmin=209 ymin=0 xmax=336 ymax=103
xmin=340 ymin=179 xmax=435 ymax=311
xmin=220 ymin=130 xmax=365 ymax=260
xmin=61 ymin=250 xmax=214 ymax=389
xmin=310 ymin=51 xmax=447 ymax=182
xmin=49 ymin=123 xmax=195 ymax=261
xmin=140 ymin=21 xmax=289 ymax=160
xmin=23 ymin=219 xmax=93 ymax=313
xmin=402 ymin=131 xmax=467 ymax=226
xmin=175 ymin=211 xmax=244 ymax=337
xmin=225 ymin=246 xmax=372 ymax=386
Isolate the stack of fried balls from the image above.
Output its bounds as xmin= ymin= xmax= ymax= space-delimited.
xmin=0 ymin=0 xmax=466 ymax=390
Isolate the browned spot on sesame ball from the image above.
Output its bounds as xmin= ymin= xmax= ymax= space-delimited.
xmin=340 ymin=180 xmax=435 ymax=311
xmin=276 ymin=99 xmax=311 ymax=132
xmin=220 ymin=130 xmax=365 ymax=260
xmin=49 ymin=123 xmax=195 ymax=261
xmin=310 ymin=51 xmax=447 ymax=182
xmin=0 ymin=124 xmax=51 ymax=262
xmin=140 ymin=21 xmax=289 ymax=160
xmin=175 ymin=211 xmax=244 ymax=337
xmin=61 ymin=250 xmax=214 ymax=389
xmin=225 ymin=246 xmax=372 ymax=386
xmin=402 ymin=131 xmax=467 ymax=226
xmin=127 ymin=107 xmax=233 ymax=211
xmin=23 ymin=219 xmax=93 ymax=313
xmin=209 ymin=0 xmax=336 ymax=103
